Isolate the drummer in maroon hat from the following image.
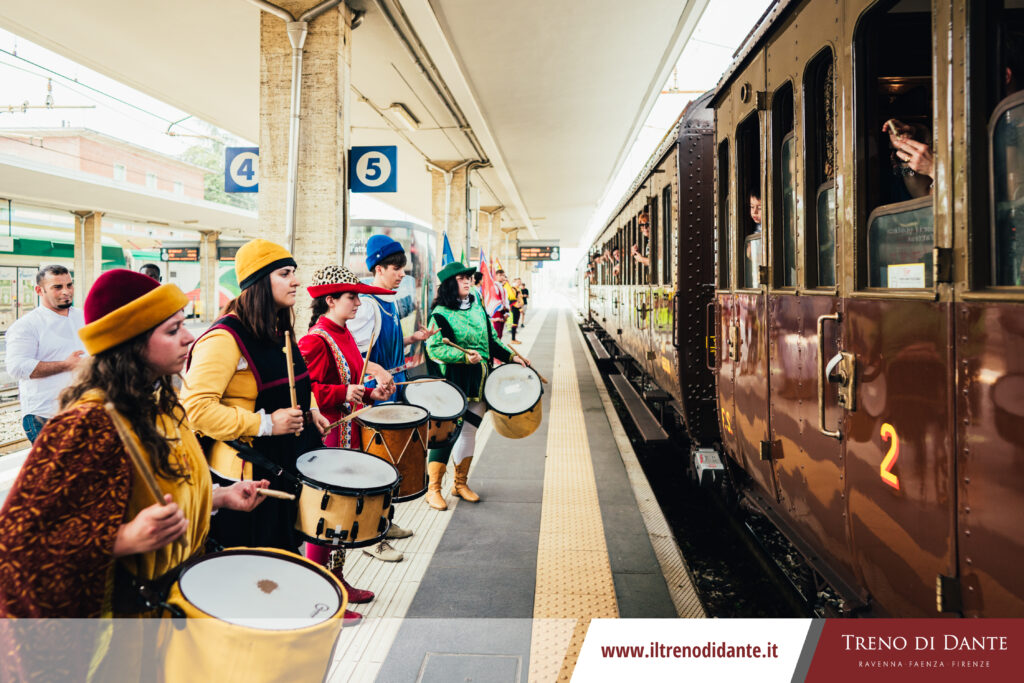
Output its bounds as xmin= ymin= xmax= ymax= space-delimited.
xmin=297 ymin=264 xmax=396 ymax=625
xmin=0 ymin=269 xmax=268 ymax=674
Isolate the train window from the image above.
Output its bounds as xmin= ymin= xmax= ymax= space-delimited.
xmin=717 ymin=140 xmax=731 ymax=288
xmin=804 ymin=49 xmax=837 ymax=288
xmin=772 ymin=83 xmax=797 ymax=287
xmin=973 ymin=1 xmax=1024 ymax=286
xmin=736 ymin=112 xmax=762 ymax=288
xmin=661 ymin=186 xmax=673 ymax=286
xmin=855 ymin=0 xmax=935 ymax=288
xmin=644 ymin=201 xmax=658 ymax=285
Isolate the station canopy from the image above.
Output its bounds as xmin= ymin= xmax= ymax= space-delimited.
xmin=0 ymin=0 xmax=710 ymax=246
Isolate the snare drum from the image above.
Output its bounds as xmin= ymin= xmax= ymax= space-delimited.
xmin=403 ymin=379 xmax=467 ymax=448
xmin=161 ymin=548 xmax=345 ymax=682
xmin=294 ymin=448 xmax=399 ymax=548
xmin=483 ymin=363 xmax=544 ymax=439
xmin=356 ymin=404 xmax=429 ymax=502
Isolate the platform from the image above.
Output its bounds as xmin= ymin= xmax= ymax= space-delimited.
xmin=330 ymin=300 xmax=704 ymax=682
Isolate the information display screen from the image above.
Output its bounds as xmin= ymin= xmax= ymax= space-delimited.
xmin=161 ymin=247 xmax=200 ymax=262
xmin=218 ymin=246 xmax=240 ymax=261
xmin=518 ymin=245 xmax=560 ymax=261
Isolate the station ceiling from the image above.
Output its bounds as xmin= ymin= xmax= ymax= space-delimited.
xmin=0 ymin=0 xmax=708 ymax=247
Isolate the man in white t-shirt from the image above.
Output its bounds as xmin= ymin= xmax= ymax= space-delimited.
xmin=5 ymin=265 xmax=86 ymax=442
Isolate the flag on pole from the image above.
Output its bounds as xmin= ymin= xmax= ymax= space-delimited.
xmin=441 ymin=232 xmax=455 ymax=266
xmin=459 ymin=247 xmax=465 ymax=265
xmin=493 ymin=256 xmax=506 ymax=273
xmin=478 ymin=251 xmax=503 ymax=317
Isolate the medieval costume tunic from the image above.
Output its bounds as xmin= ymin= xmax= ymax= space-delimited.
xmin=181 ymin=314 xmax=320 ymax=551
xmin=299 ymin=315 xmax=365 ymax=449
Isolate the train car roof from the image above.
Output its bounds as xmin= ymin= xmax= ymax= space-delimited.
xmin=709 ymin=0 xmax=796 ymax=109
xmin=595 ymin=90 xmax=715 ymax=243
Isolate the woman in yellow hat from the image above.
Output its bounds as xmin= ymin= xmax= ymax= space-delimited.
xmin=181 ymin=239 xmax=330 ymax=552
xmin=0 ymin=269 xmax=267 ymax=675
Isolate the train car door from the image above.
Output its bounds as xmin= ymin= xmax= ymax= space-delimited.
xmin=721 ymin=47 xmax=779 ymax=499
xmin=836 ymin=0 xmax=957 ymax=616
xmin=714 ymin=134 xmax=741 ymax=460
xmin=761 ymin=17 xmax=859 ymax=597
xmin=952 ymin=0 xmax=1024 ymax=617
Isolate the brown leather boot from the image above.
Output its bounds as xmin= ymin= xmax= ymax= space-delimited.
xmin=451 ymin=457 xmax=480 ymax=502
xmin=425 ymin=461 xmax=448 ymax=510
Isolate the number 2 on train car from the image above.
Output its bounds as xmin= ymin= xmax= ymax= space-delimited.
xmin=879 ymin=422 xmax=900 ymax=491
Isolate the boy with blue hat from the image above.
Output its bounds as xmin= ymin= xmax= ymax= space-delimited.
xmin=349 ymin=234 xmax=433 ymax=561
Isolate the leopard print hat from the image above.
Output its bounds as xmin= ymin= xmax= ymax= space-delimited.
xmin=306 ymin=264 xmax=394 ymax=298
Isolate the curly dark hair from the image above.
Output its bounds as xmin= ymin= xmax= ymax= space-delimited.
xmin=222 ymin=273 xmax=295 ymax=345
xmin=60 ymin=331 xmax=190 ymax=483
xmin=432 ymin=275 xmax=475 ymax=311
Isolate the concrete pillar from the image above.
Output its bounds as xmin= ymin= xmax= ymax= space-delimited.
xmin=429 ymin=161 xmax=469 ymax=263
xmin=72 ymin=211 xmax=103 ymax=307
xmin=259 ymin=1 xmax=353 ymax=314
xmin=479 ymin=206 xmax=502 ymax=267
xmin=199 ymin=231 xmax=219 ymax=322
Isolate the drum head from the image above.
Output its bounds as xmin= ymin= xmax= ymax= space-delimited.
xmin=296 ymin=449 xmax=399 ymax=491
xmin=357 ymin=404 xmax=429 ymax=428
xmin=484 ymin=364 xmax=542 ymax=416
xmin=178 ymin=551 xmax=342 ymax=630
xmin=404 ymin=380 xmax=467 ymax=420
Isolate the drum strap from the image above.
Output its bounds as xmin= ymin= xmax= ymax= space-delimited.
xmin=112 ymin=561 xmax=185 ymax=617
xmin=463 ymin=410 xmax=483 ymax=428
xmin=309 ymin=327 xmax=356 ymax=447
xmin=225 ymin=439 xmax=299 ymax=488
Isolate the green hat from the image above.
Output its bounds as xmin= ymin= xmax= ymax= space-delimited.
xmin=437 ymin=261 xmax=476 ymax=283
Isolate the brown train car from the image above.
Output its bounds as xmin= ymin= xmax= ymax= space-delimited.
xmin=583 ymin=0 xmax=1024 ymax=618
xmin=713 ymin=0 xmax=1024 ymax=616
xmin=585 ymin=92 xmax=719 ymax=449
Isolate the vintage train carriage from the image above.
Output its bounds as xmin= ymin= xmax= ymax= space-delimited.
xmin=712 ymin=0 xmax=1024 ymax=616
xmin=585 ymin=93 xmax=719 ymax=448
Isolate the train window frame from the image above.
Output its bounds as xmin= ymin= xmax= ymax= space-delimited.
xmin=771 ymin=81 xmax=797 ymax=290
xmin=646 ymin=197 xmax=659 ymax=285
xmin=661 ymin=185 xmax=673 ymax=287
xmin=852 ymin=0 xmax=937 ymax=294
xmin=802 ymin=46 xmax=838 ymax=292
xmin=717 ymin=139 xmax=731 ymax=290
xmin=988 ymin=90 xmax=1024 ymax=288
xmin=736 ymin=111 xmax=763 ymax=290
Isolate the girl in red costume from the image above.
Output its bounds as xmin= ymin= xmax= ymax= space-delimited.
xmin=298 ymin=265 xmax=395 ymax=623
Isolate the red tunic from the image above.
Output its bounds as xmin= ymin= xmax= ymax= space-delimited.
xmin=299 ymin=316 xmax=366 ymax=448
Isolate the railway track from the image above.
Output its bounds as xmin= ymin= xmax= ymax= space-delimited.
xmin=0 ymin=437 xmax=29 ymax=456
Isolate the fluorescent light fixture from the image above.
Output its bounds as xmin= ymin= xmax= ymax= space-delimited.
xmin=386 ymin=103 xmax=420 ymax=130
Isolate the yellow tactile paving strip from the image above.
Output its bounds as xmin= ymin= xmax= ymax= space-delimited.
xmin=528 ymin=312 xmax=619 ymax=683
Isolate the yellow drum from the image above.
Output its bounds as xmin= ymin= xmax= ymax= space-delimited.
xmin=295 ymin=448 xmax=399 ymax=548
xmin=357 ymin=404 xmax=429 ymax=502
xmin=403 ymin=378 xmax=467 ymax=448
xmin=161 ymin=548 xmax=346 ymax=683
xmin=483 ymin=364 xmax=544 ymax=439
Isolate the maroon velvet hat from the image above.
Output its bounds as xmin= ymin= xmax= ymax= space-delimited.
xmin=79 ymin=269 xmax=188 ymax=354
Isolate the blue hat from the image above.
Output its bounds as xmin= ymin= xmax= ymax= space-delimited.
xmin=365 ymin=234 xmax=405 ymax=271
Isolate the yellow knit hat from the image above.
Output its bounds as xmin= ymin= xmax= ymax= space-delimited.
xmin=235 ymin=238 xmax=297 ymax=290
xmin=79 ymin=269 xmax=190 ymax=355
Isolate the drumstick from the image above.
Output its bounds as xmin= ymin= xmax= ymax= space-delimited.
xmin=256 ymin=488 xmax=296 ymax=501
xmin=394 ymin=378 xmax=446 ymax=386
xmin=283 ymin=331 xmax=298 ymax=408
xmin=441 ymin=338 xmax=481 ymax=362
xmin=441 ymin=338 xmax=547 ymax=384
xmin=324 ymin=405 xmax=374 ymax=432
xmin=358 ymin=328 xmax=377 ymax=387
xmin=509 ymin=350 xmax=549 ymax=385
xmin=103 ymin=402 xmax=165 ymax=506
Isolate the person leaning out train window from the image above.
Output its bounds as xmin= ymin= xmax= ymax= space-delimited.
xmin=883 ymin=119 xmax=934 ymax=199
xmin=746 ymin=191 xmax=763 ymax=260
xmin=631 ymin=211 xmax=651 ymax=270
xmin=611 ymin=247 xmax=622 ymax=280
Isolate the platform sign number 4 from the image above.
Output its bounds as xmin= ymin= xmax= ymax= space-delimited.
xmin=225 ymin=147 xmax=259 ymax=193
xmin=350 ymin=146 xmax=397 ymax=193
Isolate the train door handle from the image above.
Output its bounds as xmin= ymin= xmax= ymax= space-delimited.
xmin=825 ymin=351 xmax=858 ymax=411
xmin=703 ymin=301 xmax=715 ymax=366
xmin=727 ymin=323 xmax=741 ymax=362
xmin=816 ymin=313 xmax=847 ymax=440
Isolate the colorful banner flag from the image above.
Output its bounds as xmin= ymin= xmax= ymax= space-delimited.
xmin=478 ymin=251 xmax=503 ymax=317
xmin=441 ymin=232 xmax=455 ymax=267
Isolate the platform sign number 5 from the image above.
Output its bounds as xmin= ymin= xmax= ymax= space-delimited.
xmin=225 ymin=147 xmax=259 ymax=193
xmin=350 ymin=146 xmax=397 ymax=193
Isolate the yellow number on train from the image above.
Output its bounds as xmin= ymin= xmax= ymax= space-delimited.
xmin=879 ymin=423 xmax=900 ymax=490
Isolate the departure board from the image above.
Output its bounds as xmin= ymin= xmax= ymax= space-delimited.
xmin=161 ymin=247 xmax=199 ymax=262
xmin=218 ymin=246 xmax=240 ymax=261
xmin=518 ymin=245 xmax=560 ymax=261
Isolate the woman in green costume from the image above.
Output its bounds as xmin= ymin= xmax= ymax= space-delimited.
xmin=423 ymin=262 xmax=529 ymax=510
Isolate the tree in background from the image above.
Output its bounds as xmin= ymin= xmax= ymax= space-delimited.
xmin=179 ymin=125 xmax=257 ymax=211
